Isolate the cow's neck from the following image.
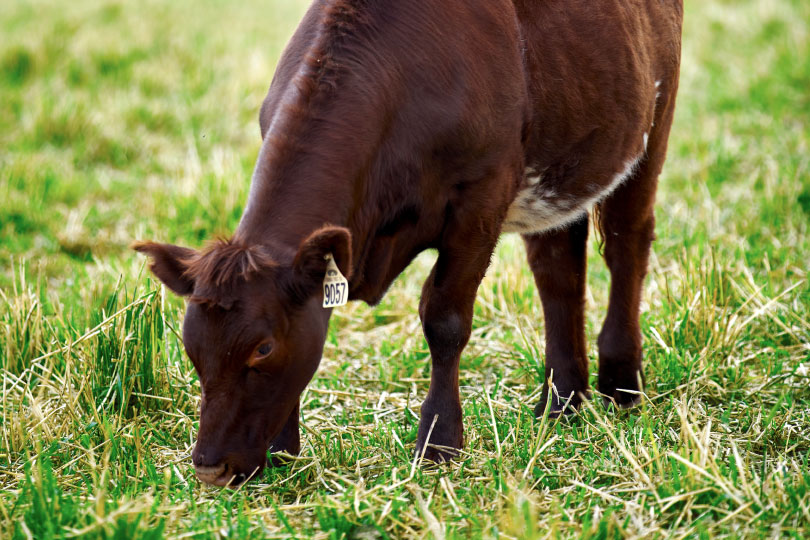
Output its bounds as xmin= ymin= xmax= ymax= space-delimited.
xmin=234 ymin=95 xmax=381 ymax=275
xmin=235 ymin=19 xmax=408 ymax=302
xmin=238 ymin=145 xmax=347 ymax=245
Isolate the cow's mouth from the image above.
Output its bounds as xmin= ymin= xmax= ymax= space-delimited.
xmin=194 ymin=464 xmax=247 ymax=487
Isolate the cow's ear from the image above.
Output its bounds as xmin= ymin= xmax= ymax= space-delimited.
xmin=290 ymin=226 xmax=352 ymax=299
xmin=132 ymin=241 xmax=197 ymax=296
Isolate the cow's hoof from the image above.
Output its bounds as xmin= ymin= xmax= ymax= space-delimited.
xmin=415 ymin=401 xmax=463 ymax=464
xmin=416 ymin=443 xmax=460 ymax=464
xmin=598 ymin=370 xmax=644 ymax=410
xmin=533 ymin=397 xmax=579 ymax=418
xmin=600 ymin=391 xmax=642 ymax=410
xmin=415 ymin=415 xmax=463 ymax=464
xmin=415 ymin=430 xmax=463 ymax=464
xmin=534 ymin=385 xmax=587 ymax=418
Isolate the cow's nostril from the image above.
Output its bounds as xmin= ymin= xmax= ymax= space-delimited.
xmin=192 ymin=445 xmax=224 ymax=469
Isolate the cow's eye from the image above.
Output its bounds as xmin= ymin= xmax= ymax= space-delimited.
xmin=248 ymin=341 xmax=275 ymax=368
xmin=256 ymin=343 xmax=272 ymax=358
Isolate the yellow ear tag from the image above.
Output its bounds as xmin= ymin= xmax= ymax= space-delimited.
xmin=322 ymin=253 xmax=349 ymax=308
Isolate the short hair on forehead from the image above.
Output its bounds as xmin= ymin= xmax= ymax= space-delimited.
xmin=182 ymin=238 xmax=277 ymax=299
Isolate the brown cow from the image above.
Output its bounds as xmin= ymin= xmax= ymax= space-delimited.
xmin=134 ymin=0 xmax=683 ymax=486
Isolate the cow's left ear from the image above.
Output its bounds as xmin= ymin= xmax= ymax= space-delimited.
xmin=290 ymin=226 xmax=352 ymax=299
xmin=132 ymin=241 xmax=198 ymax=296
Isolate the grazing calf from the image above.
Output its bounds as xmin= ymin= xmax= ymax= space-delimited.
xmin=134 ymin=0 xmax=682 ymax=486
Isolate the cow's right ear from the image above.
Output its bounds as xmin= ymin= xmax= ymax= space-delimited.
xmin=132 ymin=241 xmax=197 ymax=296
xmin=286 ymin=226 xmax=352 ymax=304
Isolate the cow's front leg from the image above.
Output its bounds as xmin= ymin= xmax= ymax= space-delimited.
xmin=415 ymin=229 xmax=500 ymax=462
xmin=268 ymin=401 xmax=300 ymax=466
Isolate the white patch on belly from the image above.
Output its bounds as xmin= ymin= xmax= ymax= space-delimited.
xmin=502 ymin=86 xmax=661 ymax=233
xmin=503 ymin=153 xmax=644 ymax=235
xmin=526 ymin=167 xmax=542 ymax=186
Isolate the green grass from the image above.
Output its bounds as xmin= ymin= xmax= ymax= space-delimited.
xmin=1 ymin=0 xmax=809 ymax=537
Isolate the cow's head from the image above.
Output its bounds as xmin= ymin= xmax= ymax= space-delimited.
xmin=133 ymin=226 xmax=351 ymax=486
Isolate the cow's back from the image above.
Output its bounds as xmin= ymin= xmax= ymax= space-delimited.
xmin=513 ymin=0 xmax=683 ymax=175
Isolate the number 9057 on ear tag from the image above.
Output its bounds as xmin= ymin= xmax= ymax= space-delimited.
xmin=322 ymin=253 xmax=349 ymax=308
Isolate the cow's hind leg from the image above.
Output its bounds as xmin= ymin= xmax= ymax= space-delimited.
xmin=596 ymin=76 xmax=678 ymax=408
xmin=597 ymin=144 xmax=671 ymax=408
xmin=596 ymin=177 xmax=654 ymax=407
xmin=524 ymin=214 xmax=590 ymax=417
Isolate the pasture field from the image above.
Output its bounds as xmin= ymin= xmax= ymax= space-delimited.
xmin=1 ymin=0 xmax=809 ymax=538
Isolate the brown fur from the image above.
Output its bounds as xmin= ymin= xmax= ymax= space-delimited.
xmin=135 ymin=0 xmax=683 ymax=486
xmin=183 ymin=240 xmax=276 ymax=289
xmin=182 ymin=240 xmax=277 ymax=307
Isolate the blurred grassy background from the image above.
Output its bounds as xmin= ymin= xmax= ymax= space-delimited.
xmin=1 ymin=0 xmax=809 ymax=538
